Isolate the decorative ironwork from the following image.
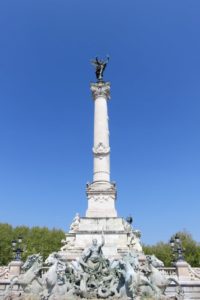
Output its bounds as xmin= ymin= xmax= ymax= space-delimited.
xmin=170 ymin=234 xmax=185 ymax=264
xmin=12 ymin=236 xmax=23 ymax=261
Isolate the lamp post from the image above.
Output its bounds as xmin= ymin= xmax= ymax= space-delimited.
xmin=12 ymin=236 xmax=23 ymax=261
xmin=170 ymin=233 xmax=185 ymax=265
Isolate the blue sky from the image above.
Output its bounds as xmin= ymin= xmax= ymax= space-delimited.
xmin=0 ymin=0 xmax=200 ymax=245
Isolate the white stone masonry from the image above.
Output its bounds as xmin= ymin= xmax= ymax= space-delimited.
xmin=92 ymin=81 xmax=111 ymax=182
xmin=86 ymin=81 xmax=117 ymax=218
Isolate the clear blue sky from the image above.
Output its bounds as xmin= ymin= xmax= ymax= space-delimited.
xmin=0 ymin=0 xmax=199 ymax=245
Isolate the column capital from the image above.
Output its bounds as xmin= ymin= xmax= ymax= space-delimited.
xmin=90 ymin=81 xmax=111 ymax=101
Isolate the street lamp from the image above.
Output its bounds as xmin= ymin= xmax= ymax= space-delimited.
xmin=12 ymin=236 xmax=23 ymax=261
xmin=170 ymin=233 xmax=185 ymax=265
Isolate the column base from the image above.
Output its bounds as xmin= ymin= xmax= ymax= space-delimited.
xmin=86 ymin=181 xmax=117 ymax=218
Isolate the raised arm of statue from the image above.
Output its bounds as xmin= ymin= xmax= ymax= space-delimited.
xmin=91 ymin=57 xmax=100 ymax=67
xmin=105 ymin=55 xmax=110 ymax=64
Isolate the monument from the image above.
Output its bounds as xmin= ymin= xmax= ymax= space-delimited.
xmin=59 ymin=56 xmax=142 ymax=261
xmin=1 ymin=58 xmax=193 ymax=300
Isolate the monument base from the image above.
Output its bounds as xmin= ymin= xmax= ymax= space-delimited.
xmin=59 ymin=216 xmax=143 ymax=261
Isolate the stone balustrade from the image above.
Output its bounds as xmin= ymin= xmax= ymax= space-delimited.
xmin=158 ymin=267 xmax=177 ymax=278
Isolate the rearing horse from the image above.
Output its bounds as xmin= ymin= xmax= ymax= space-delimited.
xmin=42 ymin=252 xmax=72 ymax=299
xmin=146 ymin=255 xmax=184 ymax=299
xmin=7 ymin=253 xmax=43 ymax=296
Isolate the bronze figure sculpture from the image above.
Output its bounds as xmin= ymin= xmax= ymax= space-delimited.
xmin=91 ymin=55 xmax=109 ymax=81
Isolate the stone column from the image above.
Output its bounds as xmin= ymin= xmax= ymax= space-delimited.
xmin=86 ymin=81 xmax=117 ymax=218
xmin=91 ymin=81 xmax=110 ymax=182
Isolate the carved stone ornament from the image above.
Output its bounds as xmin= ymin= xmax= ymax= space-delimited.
xmin=90 ymin=81 xmax=111 ymax=100
xmin=69 ymin=213 xmax=80 ymax=232
xmin=89 ymin=194 xmax=115 ymax=204
xmin=0 ymin=266 xmax=9 ymax=279
xmin=93 ymin=142 xmax=110 ymax=156
xmin=188 ymin=265 xmax=200 ymax=280
xmin=127 ymin=230 xmax=143 ymax=253
xmin=123 ymin=219 xmax=132 ymax=233
xmin=86 ymin=181 xmax=116 ymax=194
xmin=60 ymin=236 xmax=75 ymax=251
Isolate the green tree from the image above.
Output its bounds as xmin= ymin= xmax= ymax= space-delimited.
xmin=143 ymin=230 xmax=200 ymax=267
xmin=0 ymin=223 xmax=65 ymax=265
xmin=172 ymin=231 xmax=200 ymax=267
xmin=143 ymin=242 xmax=172 ymax=267
xmin=0 ymin=223 xmax=13 ymax=265
xmin=23 ymin=226 xmax=65 ymax=260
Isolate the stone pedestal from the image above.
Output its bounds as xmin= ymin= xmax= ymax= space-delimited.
xmin=8 ymin=260 xmax=23 ymax=277
xmin=86 ymin=181 xmax=117 ymax=218
xmin=59 ymin=216 xmax=143 ymax=261
xmin=176 ymin=261 xmax=190 ymax=280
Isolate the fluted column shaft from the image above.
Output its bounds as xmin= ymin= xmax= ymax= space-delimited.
xmin=91 ymin=82 xmax=111 ymax=182
xmin=86 ymin=81 xmax=117 ymax=218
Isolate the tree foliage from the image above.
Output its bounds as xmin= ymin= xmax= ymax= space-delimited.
xmin=143 ymin=242 xmax=172 ymax=267
xmin=0 ymin=223 xmax=65 ymax=265
xmin=174 ymin=231 xmax=200 ymax=267
xmin=143 ymin=230 xmax=200 ymax=267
